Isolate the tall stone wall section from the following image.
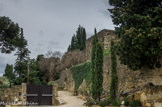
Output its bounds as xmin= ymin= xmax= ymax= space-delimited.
xmin=57 ymin=29 xmax=162 ymax=106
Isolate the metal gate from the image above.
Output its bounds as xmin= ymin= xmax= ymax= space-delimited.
xmin=26 ymin=85 xmax=53 ymax=106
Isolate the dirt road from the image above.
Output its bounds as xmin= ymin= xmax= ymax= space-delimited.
xmin=55 ymin=91 xmax=86 ymax=107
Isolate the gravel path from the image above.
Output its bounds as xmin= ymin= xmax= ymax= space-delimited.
xmin=55 ymin=91 xmax=86 ymax=107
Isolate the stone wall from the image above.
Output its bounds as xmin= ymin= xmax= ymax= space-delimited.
xmin=57 ymin=29 xmax=162 ymax=106
xmin=0 ymin=83 xmax=59 ymax=106
xmin=57 ymin=29 xmax=117 ymax=93
xmin=56 ymin=69 xmax=75 ymax=93
xmin=0 ymin=83 xmax=25 ymax=104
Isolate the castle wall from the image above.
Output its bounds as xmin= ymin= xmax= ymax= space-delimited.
xmin=57 ymin=29 xmax=162 ymax=106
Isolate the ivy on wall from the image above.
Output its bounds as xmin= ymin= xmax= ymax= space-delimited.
xmin=103 ymin=47 xmax=111 ymax=56
xmin=70 ymin=62 xmax=91 ymax=92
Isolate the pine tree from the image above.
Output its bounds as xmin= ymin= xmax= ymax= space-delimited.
xmin=91 ymin=28 xmax=103 ymax=101
xmin=0 ymin=16 xmax=22 ymax=54
xmin=109 ymin=0 xmax=162 ymax=70
xmin=14 ymin=28 xmax=30 ymax=85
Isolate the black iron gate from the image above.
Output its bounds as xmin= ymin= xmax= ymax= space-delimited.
xmin=26 ymin=85 xmax=53 ymax=106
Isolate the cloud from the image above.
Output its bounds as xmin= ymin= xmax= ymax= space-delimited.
xmin=0 ymin=2 xmax=4 ymax=15
xmin=0 ymin=53 xmax=16 ymax=76
xmin=0 ymin=0 xmax=115 ymax=75
xmin=38 ymin=30 xmax=45 ymax=37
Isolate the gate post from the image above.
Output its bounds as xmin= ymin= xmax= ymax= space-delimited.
xmin=52 ymin=84 xmax=59 ymax=105
xmin=22 ymin=83 xmax=27 ymax=105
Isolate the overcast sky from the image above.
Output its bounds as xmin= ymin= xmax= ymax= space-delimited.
xmin=0 ymin=0 xmax=115 ymax=76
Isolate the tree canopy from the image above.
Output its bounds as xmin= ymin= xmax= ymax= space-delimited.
xmin=109 ymin=0 xmax=162 ymax=70
xmin=3 ymin=64 xmax=15 ymax=81
xmin=68 ymin=25 xmax=87 ymax=51
xmin=0 ymin=16 xmax=23 ymax=53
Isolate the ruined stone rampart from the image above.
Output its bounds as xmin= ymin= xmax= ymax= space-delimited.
xmin=57 ymin=29 xmax=162 ymax=106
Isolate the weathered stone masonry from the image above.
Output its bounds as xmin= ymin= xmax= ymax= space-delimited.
xmin=57 ymin=29 xmax=162 ymax=106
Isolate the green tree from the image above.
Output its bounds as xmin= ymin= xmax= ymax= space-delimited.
xmin=109 ymin=0 xmax=162 ymax=70
xmin=68 ymin=25 xmax=87 ymax=51
xmin=91 ymin=29 xmax=98 ymax=100
xmin=0 ymin=16 xmax=22 ymax=53
xmin=29 ymin=59 xmax=42 ymax=85
xmin=110 ymin=41 xmax=118 ymax=101
xmin=14 ymin=28 xmax=30 ymax=85
xmin=81 ymin=28 xmax=86 ymax=50
xmin=3 ymin=64 xmax=15 ymax=81
xmin=71 ymin=35 xmax=77 ymax=50
xmin=91 ymin=28 xmax=103 ymax=101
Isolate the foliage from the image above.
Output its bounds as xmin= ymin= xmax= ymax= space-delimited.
xmin=14 ymin=58 xmax=43 ymax=85
xmin=123 ymin=97 xmax=129 ymax=106
xmin=68 ymin=25 xmax=87 ymax=51
xmin=28 ymin=59 xmax=43 ymax=85
xmin=129 ymin=100 xmax=141 ymax=107
xmin=3 ymin=64 xmax=15 ymax=81
xmin=78 ymin=88 xmax=89 ymax=96
xmin=91 ymin=28 xmax=103 ymax=101
xmin=0 ymin=76 xmax=10 ymax=86
xmin=70 ymin=62 xmax=91 ymax=92
xmin=109 ymin=0 xmax=162 ymax=70
xmin=0 ymin=16 xmax=23 ymax=53
xmin=48 ymin=81 xmax=56 ymax=85
xmin=14 ymin=28 xmax=30 ymax=85
xmin=122 ymin=98 xmax=141 ymax=107
xmin=103 ymin=48 xmax=111 ymax=56
xmin=111 ymin=100 xmax=121 ymax=106
xmin=91 ymin=29 xmax=98 ymax=99
xmin=85 ymin=100 xmax=94 ymax=107
xmin=110 ymin=41 xmax=118 ymax=101
xmin=0 ymin=77 xmax=10 ymax=95
xmin=99 ymin=99 xmax=111 ymax=107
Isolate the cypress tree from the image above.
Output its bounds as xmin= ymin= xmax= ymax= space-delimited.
xmin=67 ymin=45 xmax=71 ymax=51
xmin=67 ymin=25 xmax=87 ymax=51
xmin=71 ymin=35 xmax=76 ymax=50
xmin=76 ymin=25 xmax=82 ymax=49
xmin=14 ymin=28 xmax=30 ymax=85
xmin=91 ymin=28 xmax=103 ymax=102
xmin=110 ymin=41 xmax=118 ymax=101
xmin=4 ymin=64 xmax=15 ymax=81
xmin=81 ymin=28 xmax=86 ymax=50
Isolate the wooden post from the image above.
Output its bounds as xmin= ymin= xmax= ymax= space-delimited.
xmin=27 ymin=59 xmax=30 ymax=84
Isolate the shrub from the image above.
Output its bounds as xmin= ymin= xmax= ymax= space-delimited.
xmin=111 ymin=100 xmax=121 ymax=106
xmin=48 ymin=81 xmax=56 ymax=85
xmin=129 ymin=100 xmax=141 ymax=107
xmin=123 ymin=98 xmax=130 ymax=106
xmin=86 ymin=100 xmax=94 ymax=107
xmin=79 ymin=88 xmax=89 ymax=96
xmin=103 ymin=48 xmax=111 ymax=56
xmin=99 ymin=99 xmax=111 ymax=107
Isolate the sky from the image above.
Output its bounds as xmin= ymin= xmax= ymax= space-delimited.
xmin=0 ymin=0 xmax=115 ymax=76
